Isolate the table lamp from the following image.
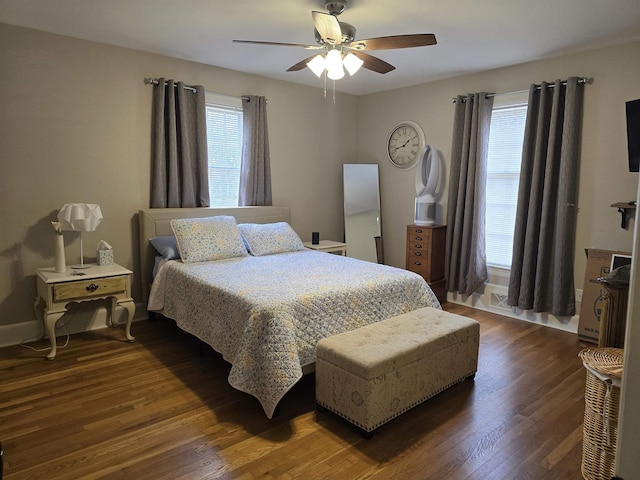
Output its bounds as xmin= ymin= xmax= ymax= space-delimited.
xmin=57 ymin=203 xmax=103 ymax=269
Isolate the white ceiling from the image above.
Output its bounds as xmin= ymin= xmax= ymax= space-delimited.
xmin=1 ymin=0 xmax=640 ymax=96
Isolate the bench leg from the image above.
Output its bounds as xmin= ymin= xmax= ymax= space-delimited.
xmin=361 ymin=428 xmax=375 ymax=439
xmin=317 ymin=403 xmax=376 ymax=439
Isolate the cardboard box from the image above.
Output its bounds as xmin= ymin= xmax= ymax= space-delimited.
xmin=578 ymin=248 xmax=631 ymax=343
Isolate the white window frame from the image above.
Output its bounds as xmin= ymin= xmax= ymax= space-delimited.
xmin=205 ymin=92 xmax=243 ymax=207
xmin=485 ymin=92 xmax=528 ymax=274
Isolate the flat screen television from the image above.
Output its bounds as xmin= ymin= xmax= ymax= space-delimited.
xmin=626 ymin=98 xmax=640 ymax=172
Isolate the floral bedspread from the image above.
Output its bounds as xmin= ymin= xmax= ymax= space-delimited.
xmin=147 ymin=250 xmax=440 ymax=418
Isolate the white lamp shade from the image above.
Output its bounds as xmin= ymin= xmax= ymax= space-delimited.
xmin=343 ymin=52 xmax=364 ymax=76
xmin=325 ymin=49 xmax=344 ymax=80
xmin=327 ymin=68 xmax=345 ymax=80
xmin=57 ymin=203 xmax=103 ymax=232
xmin=307 ymin=54 xmax=326 ymax=77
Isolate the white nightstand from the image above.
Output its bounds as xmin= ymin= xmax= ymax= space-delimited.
xmin=34 ymin=263 xmax=135 ymax=359
xmin=303 ymin=240 xmax=347 ymax=256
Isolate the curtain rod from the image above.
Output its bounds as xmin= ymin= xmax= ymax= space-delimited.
xmin=451 ymin=76 xmax=593 ymax=103
xmin=144 ymin=77 xmax=258 ymax=102
xmin=144 ymin=77 xmax=197 ymax=93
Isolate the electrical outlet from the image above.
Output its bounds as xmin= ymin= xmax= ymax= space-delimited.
xmin=576 ymin=288 xmax=583 ymax=303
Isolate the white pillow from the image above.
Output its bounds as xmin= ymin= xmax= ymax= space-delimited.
xmin=170 ymin=216 xmax=248 ymax=263
xmin=238 ymin=222 xmax=305 ymax=256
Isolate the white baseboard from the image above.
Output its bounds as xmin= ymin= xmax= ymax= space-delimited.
xmin=0 ymin=302 xmax=148 ymax=348
xmin=447 ymin=283 xmax=580 ymax=334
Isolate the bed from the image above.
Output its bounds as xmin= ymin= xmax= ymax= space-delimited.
xmin=139 ymin=207 xmax=441 ymax=418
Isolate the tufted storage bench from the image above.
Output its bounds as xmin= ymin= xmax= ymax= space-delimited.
xmin=315 ymin=307 xmax=480 ymax=435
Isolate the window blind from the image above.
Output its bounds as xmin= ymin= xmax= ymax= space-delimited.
xmin=485 ymin=101 xmax=528 ymax=268
xmin=205 ymin=102 xmax=243 ymax=207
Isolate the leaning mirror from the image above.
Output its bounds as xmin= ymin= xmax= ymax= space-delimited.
xmin=343 ymin=164 xmax=382 ymax=263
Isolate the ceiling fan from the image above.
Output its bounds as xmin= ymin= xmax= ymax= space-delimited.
xmin=232 ymin=0 xmax=437 ymax=80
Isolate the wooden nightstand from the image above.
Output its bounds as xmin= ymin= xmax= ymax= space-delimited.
xmin=34 ymin=263 xmax=135 ymax=359
xmin=303 ymin=240 xmax=347 ymax=256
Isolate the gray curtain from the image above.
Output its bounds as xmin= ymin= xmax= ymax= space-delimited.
xmin=508 ymin=78 xmax=584 ymax=316
xmin=239 ymin=95 xmax=272 ymax=206
xmin=150 ymin=78 xmax=209 ymax=208
xmin=445 ymin=93 xmax=494 ymax=295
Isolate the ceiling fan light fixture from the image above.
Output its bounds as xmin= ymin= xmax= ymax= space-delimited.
xmin=325 ymin=49 xmax=344 ymax=79
xmin=327 ymin=67 xmax=345 ymax=80
xmin=307 ymin=54 xmax=326 ymax=77
xmin=237 ymin=1 xmax=438 ymax=86
xmin=343 ymin=52 xmax=364 ymax=75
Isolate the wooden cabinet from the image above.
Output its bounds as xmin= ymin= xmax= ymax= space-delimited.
xmin=406 ymin=225 xmax=447 ymax=303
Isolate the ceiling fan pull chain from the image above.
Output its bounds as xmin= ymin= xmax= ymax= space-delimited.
xmin=324 ymin=70 xmax=327 ymax=99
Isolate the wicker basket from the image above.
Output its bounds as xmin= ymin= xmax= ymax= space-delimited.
xmin=579 ymin=348 xmax=624 ymax=480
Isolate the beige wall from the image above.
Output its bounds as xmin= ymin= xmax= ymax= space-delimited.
xmin=358 ymin=41 xmax=640 ymax=283
xmin=0 ymin=23 xmax=357 ymax=334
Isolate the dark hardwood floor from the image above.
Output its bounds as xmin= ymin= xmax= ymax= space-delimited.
xmin=0 ymin=304 xmax=591 ymax=479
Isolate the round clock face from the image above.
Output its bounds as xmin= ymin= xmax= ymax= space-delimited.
xmin=387 ymin=121 xmax=425 ymax=168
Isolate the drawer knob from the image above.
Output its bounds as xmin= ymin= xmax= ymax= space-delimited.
xmin=415 ymin=244 xmax=422 ymax=249
xmin=415 ymin=252 xmax=422 ymax=256
xmin=415 ymin=229 xmax=423 ymax=233
xmin=414 ymin=261 xmax=422 ymax=266
xmin=86 ymin=283 xmax=99 ymax=292
xmin=415 ymin=236 xmax=423 ymax=241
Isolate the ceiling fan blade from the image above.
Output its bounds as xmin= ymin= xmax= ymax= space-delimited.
xmin=352 ymin=34 xmax=437 ymax=51
xmin=286 ymin=55 xmax=319 ymax=72
xmin=233 ymin=39 xmax=314 ymax=48
xmin=312 ymin=11 xmax=342 ymax=44
xmin=352 ymin=51 xmax=395 ymax=74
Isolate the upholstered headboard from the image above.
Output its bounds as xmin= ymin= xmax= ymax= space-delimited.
xmin=138 ymin=206 xmax=290 ymax=301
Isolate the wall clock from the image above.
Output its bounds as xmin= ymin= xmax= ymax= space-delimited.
xmin=386 ymin=121 xmax=426 ymax=169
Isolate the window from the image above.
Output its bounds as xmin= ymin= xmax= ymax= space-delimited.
xmin=205 ymin=92 xmax=243 ymax=207
xmin=485 ymin=93 xmax=528 ymax=268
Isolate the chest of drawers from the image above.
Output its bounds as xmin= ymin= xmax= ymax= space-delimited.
xmin=406 ymin=224 xmax=447 ymax=303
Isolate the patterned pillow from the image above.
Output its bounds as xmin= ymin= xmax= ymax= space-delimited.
xmin=238 ymin=222 xmax=306 ymax=256
xmin=149 ymin=236 xmax=180 ymax=260
xmin=170 ymin=216 xmax=248 ymax=263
